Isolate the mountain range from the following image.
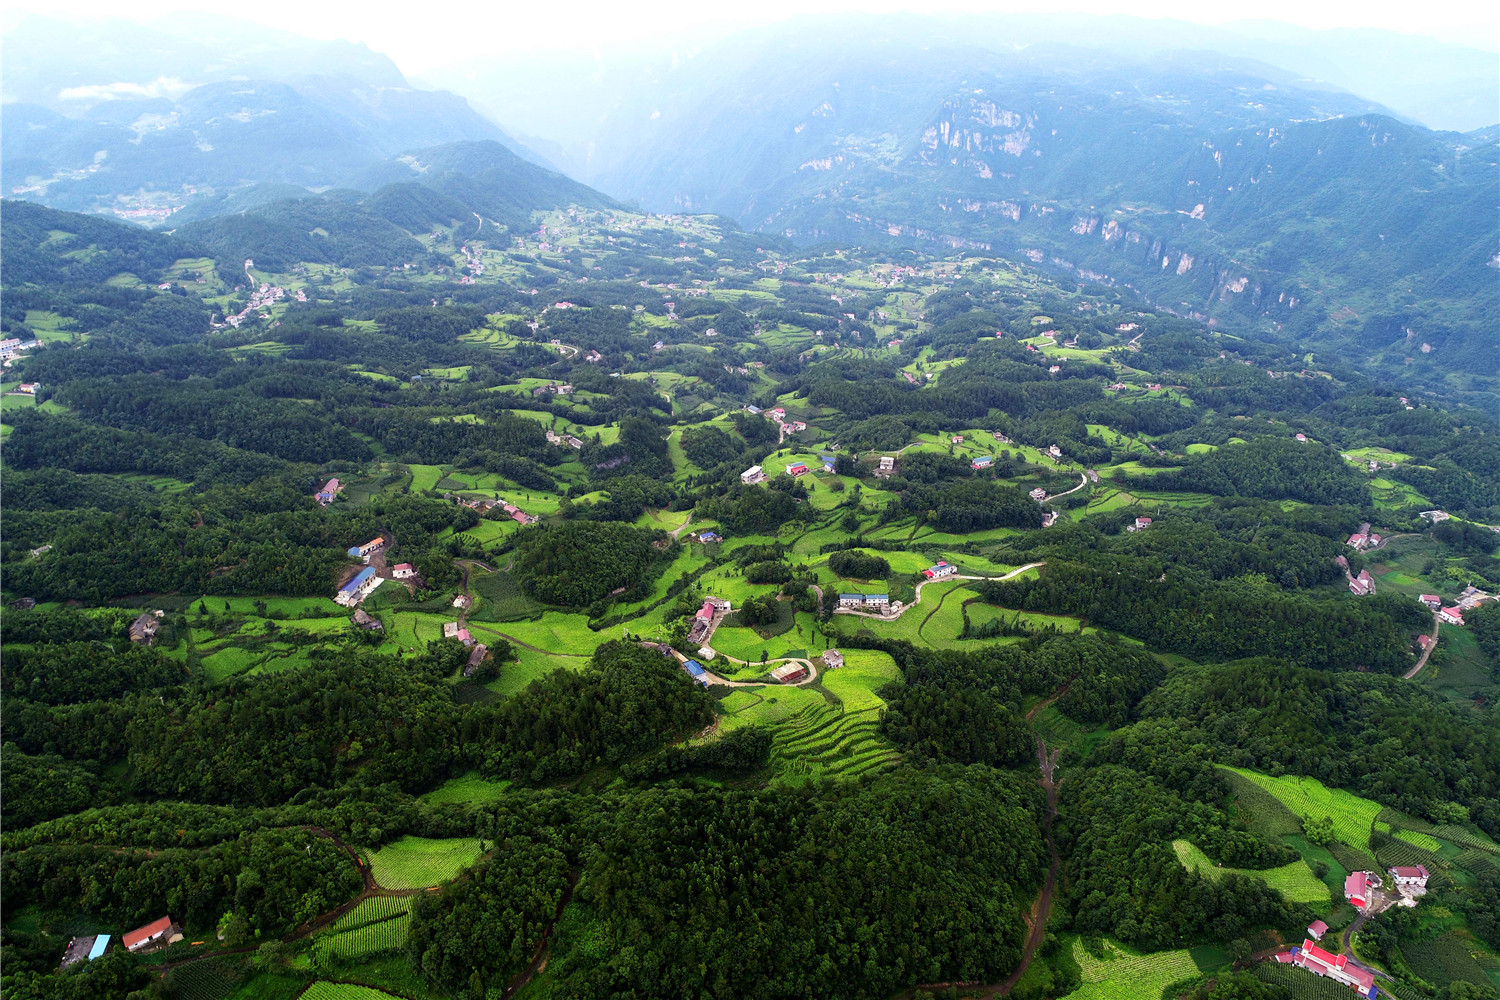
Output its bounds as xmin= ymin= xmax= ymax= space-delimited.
xmin=0 ymin=15 xmax=536 ymax=219
xmin=2 ymin=12 xmax=1494 ymax=394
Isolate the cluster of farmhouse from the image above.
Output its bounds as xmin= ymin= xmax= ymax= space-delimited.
xmin=60 ymin=916 xmax=182 ymax=971
xmin=688 ymin=596 xmax=732 ymax=646
xmin=1275 ymin=866 xmax=1429 ymax=996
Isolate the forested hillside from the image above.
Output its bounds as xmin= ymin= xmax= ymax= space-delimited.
xmin=2 ymin=189 xmax=1498 ymax=1000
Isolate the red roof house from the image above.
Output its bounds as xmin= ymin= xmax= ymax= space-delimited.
xmin=1307 ymin=919 xmax=1329 ymax=940
xmin=696 ymin=600 xmax=716 ymax=621
xmin=1389 ymin=865 xmax=1429 ymax=886
xmin=1439 ymin=606 xmax=1465 ymax=625
xmin=1345 ymin=871 xmax=1370 ymax=908
xmin=122 ymin=916 xmax=179 ymax=952
xmin=1293 ymin=939 xmax=1374 ymax=992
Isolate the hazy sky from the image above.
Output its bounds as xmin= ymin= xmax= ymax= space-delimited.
xmin=3 ymin=0 xmax=1496 ymax=72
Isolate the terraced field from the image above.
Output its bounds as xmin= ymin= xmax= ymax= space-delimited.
xmin=769 ymin=701 xmax=900 ymax=783
xmin=1172 ymin=840 xmax=1329 ymax=904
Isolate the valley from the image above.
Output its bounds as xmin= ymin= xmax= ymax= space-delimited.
xmin=1 ymin=12 xmax=1498 ymax=1000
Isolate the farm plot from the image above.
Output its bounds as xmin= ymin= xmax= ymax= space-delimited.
xmin=421 ymin=771 xmax=513 ymax=806
xmin=162 ymin=956 xmax=246 ymax=1000
xmin=1219 ymin=767 xmax=1382 ymax=850
xmin=1172 ymin=840 xmax=1329 ymax=904
xmin=1396 ymin=829 xmax=1444 ymax=852
xmin=1064 ymin=937 xmax=1198 ymax=1000
xmin=767 ymin=701 xmax=900 ymax=784
xmin=1222 ymin=769 xmax=1304 ymax=837
xmin=298 ymin=984 xmax=408 ymax=1000
xmin=327 ymin=895 xmax=414 ymax=933
xmin=312 ymin=909 xmax=413 ymax=963
xmin=818 ymin=650 xmax=899 ymax=713
xmin=366 ymin=836 xmax=483 ymax=889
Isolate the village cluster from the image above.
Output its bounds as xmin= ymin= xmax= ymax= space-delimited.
xmin=1275 ymin=865 xmax=1431 ymax=997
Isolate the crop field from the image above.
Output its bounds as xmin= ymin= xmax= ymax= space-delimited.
xmin=328 ymin=896 xmax=414 ymax=933
xmin=818 ymin=651 xmax=899 ymax=712
xmin=767 ymin=701 xmax=900 ymax=784
xmin=406 ymin=464 xmax=446 ymax=493
xmin=484 ymin=646 xmax=584 ymax=698
xmin=1064 ymin=937 xmax=1198 ymax=1000
xmin=421 ymin=771 xmax=513 ymax=805
xmin=366 ymin=836 xmax=484 ymax=889
xmin=163 ymin=956 xmax=246 ymax=1000
xmin=1220 ymin=767 xmax=1382 ymax=849
xmin=1172 ymin=840 xmax=1329 ymax=904
xmin=1402 ymin=931 xmax=1494 ymax=989
xmin=1222 ymin=769 xmax=1305 ymax=837
xmin=1434 ymin=825 xmax=1500 ymax=854
xmin=1376 ymin=837 xmax=1443 ymax=874
xmin=298 ymin=983 xmax=408 ymax=1000
xmin=714 ymin=684 xmax=827 ymax=735
xmin=1396 ymin=829 xmax=1445 ymax=852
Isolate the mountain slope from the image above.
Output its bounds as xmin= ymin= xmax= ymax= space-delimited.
xmin=586 ymin=42 xmax=1496 ymax=393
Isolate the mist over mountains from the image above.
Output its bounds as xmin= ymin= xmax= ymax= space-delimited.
xmin=2 ymin=11 xmax=1494 ymax=389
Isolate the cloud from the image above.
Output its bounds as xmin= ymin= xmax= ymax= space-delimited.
xmin=57 ymin=76 xmax=193 ymax=102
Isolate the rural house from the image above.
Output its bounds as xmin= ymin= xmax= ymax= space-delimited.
xmin=770 ymin=663 xmax=809 ymax=683
xmin=766 ymin=407 xmax=786 ymax=421
xmin=349 ymin=609 xmax=383 ymax=631
xmin=923 ymin=562 xmax=957 ymax=579
xmin=1388 ymin=866 xmax=1429 ymax=888
xmin=1128 ymin=517 xmax=1153 ymax=532
xmin=1439 ymin=606 xmax=1465 ymax=626
xmin=682 ymin=659 xmax=710 ymax=686
xmin=1349 ymin=570 xmax=1375 ymax=596
xmin=786 ymin=461 xmax=809 ymax=477
xmin=1291 ymin=940 xmax=1376 ymax=995
xmin=1307 ymin=920 xmax=1328 ymax=941
xmin=971 ymin=456 xmax=994 ymax=469
xmin=392 ymin=563 xmax=417 ymax=579
xmin=1030 ymin=487 xmax=1048 ymax=501
xmin=349 ymin=537 xmax=384 ymax=560
xmin=741 ymin=465 xmax=766 ymax=484
xmin=122 ymin=916 xmax=182 ymax=953
xmin=18 ymin=382 xmax=39 ymax=394
xmin=315 ymin=478 xmax=341 ymax=504
xmin=823 ymin=650 xmax=845 ymax=669
xmin=129 ymin=611 xmax=162 ymax=645
xmin=335 ymin=567 xmax=380 ymax=607
xmin=463 ymin=644 xmax=489 ymax=677
xmin=1419 ymin=594 xmax=1442 ymax=609
xmin=452 ymin=594 xmax=473 ymax=610
xmin=1345 ymin=872 xmax=1370 ymax=908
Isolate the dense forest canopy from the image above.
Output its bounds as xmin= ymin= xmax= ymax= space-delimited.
xmin=2 ymin=191 xmax=1497 ymax=1000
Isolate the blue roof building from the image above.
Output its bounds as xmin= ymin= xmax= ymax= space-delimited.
xmin=339 ymin=567 xmax=377 ymax=595
xmin=682 ymin=659 xmax=709 ymax=686
xmin=87 ymin=936 xmax=110 ymax=960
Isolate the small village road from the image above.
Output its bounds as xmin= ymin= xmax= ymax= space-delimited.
xmin=1403 ymin=611 xmax=1443 ymax=680
xmin=834 ymin=562 xmax=1046 ymax=622
xmin=1044 ymin=472 xmax=1089 ymax=503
